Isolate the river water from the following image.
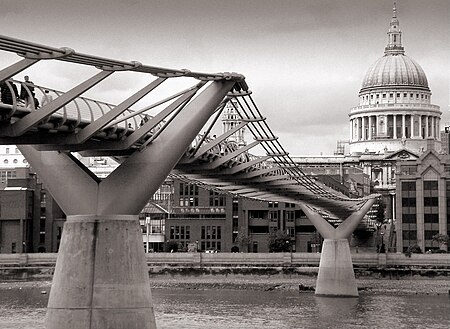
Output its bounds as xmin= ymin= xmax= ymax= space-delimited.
xmin=0 ymin=285 xmax=449 ymax=329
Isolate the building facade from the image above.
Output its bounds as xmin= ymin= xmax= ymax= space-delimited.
xmin=396 ymin=142 xmax=450 ymax=252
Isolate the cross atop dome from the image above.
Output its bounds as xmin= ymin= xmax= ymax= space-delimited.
xmin=385 ymin=0 xmax=404 ymax=55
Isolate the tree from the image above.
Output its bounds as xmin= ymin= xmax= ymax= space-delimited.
xmin=432 ymin=233 xmax=449 ymax=245
xmin=404 ymin=244 xmax=422 ymax=257
xmin=268 ymin=230 xmax=291 ymax=252
xmin=432 ymin=233 xmax=449 ymax=250
xmin=374 ymin=197 xmax=386 ymax=225
xmin=165 ymin=240 xmax=179 ymax=252
xmin=234 ymin=227 xmax=251 ymax=252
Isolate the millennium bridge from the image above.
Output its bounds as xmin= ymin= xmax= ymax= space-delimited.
xmin=0 ymin=35 xmax=376 ymax=329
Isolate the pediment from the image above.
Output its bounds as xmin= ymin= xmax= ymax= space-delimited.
xmin=385 ymin=149 xmax=419 ymax=161
xmin=419 ymin=150 xmax=441 ymax=164
xmin=422 ymin=166 xmax=440 ymax=180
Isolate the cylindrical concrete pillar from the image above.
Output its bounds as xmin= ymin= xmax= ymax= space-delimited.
xmin=45 ymin=215 xmax=156 ymax=329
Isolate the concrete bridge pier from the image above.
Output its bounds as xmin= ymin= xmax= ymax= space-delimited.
xmin=300 ymin=199 xmax=375 ymax=297
xmin=46 ymin=215 xmax=156 ymax=329
xmin=18 ymin=80 xmax=235 ymax=329
xmin=315 ymin=238 xmax=357 ymax=296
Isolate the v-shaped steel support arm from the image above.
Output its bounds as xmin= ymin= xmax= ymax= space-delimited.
xmin=19 ymin=80 xmax=235 ymax=216
xmin=298 ymin=198 xmax=376 ymax=239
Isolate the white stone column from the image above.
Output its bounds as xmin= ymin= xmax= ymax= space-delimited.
xmin=393 ymin=115 xmax=397 ymax=139
xmin=431 ymin=117 xmax=435 ymax=138
xmin=419 ymin=115 xmax=423 ymax=138
xmin=361 ymin=116 xmax=366 ymax=140
xmin=410 ymin=115 xmax=414 ymax=138
xmin=386 ymin=164 xmax=390 ymax=185
xmin=377 ymin=115 xmax=382 ymax=136
xmin=425 ymin=116 xmax=429 ymax=138
xmin=349 ymin=120 xmax=353 ymax=142
xmin=382 ymin=165 xmax=388 ymax=187
xmin=356 ymin=117 xmax=361 ymax=141
xmin=368 ymin=116 xmax=373 ymax=140
xmin=436 ymin=117 xmax=440 ymax=140
xmin=402 ymin=114 xmax=406 ymax=138
xmin=384 ymin=115 xmax=388 ymax=137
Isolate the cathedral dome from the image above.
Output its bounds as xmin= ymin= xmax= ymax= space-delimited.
xmin=361 ymin=54 xmax=429 ymax=91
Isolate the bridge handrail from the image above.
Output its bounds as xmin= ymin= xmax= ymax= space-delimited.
xmin=0 ymin=35 xmax=245 ymax=83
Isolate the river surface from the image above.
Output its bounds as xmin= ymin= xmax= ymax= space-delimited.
xmin=0 ymin=285 xmax=449 ymax=329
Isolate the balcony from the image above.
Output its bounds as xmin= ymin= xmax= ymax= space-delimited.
xmin=350 ymin=103 xmax=440 ymax=114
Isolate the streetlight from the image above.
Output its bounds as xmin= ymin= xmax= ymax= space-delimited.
xmin=380 ymin=232 xmax=385 ymax=253
xmin=146 ymin=216 xmax=150 ymax=254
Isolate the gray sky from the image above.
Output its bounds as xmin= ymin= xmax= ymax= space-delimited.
xmin=1 ymin=0 xmax=449 ymax=155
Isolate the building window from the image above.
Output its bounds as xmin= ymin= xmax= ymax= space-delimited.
xmin=396 ymin=93 xmax=400 ymax=98
xmin=5 ymin=148 xmax=9 ymax=154
xmin=201 ymin=225 xmax=222 ymax=251
xmin=269 ymin=211 xmax=278 ymax=221
xmin=209 ymin=191 xmax=226 ymax=207
xmin=403 ymin=93 xmax=407 ymax=97
xmin=389 ymin=93 xmax=393 ymax=98
xmin=382 ymin=94 xmax=386 ymax=98
xmin=179 ymin=182 xmax=199 ymax=207
xmin=402 ymin=181 xmax=417 ymax=247
xmin=286 ymin=210 xmax=295 ymax=222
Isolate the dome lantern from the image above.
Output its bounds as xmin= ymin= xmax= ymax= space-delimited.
xmin=385 ymin=1 xmax=404 ymax=55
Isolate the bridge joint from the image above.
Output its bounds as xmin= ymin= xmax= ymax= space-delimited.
xmin=97 ymin=61 xmax=142 ymax=71
xmin=241 ymin=117 xmax=266 ymax=122
xmin=18 ymin=47 xmax=75 ymax=60
xmin=152 ymin=69 xmax=191 ymax=78
xmin=267 ymin=152 xmax=289 ymax=157
xmin=228 ymin=90 xmax=252 ymax=96
xmin=255 ymin=137 xmax=278 ymax=142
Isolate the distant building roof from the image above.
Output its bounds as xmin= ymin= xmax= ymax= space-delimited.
xmin=141 ymin=201 xmax=168 ymax=214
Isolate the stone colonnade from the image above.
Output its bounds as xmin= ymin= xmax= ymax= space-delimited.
xmin=350 ymin=114 xmax=440 ymax=142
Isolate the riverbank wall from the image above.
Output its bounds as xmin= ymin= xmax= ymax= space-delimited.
xmin=1 ymin=252 xmax=449 ymax=280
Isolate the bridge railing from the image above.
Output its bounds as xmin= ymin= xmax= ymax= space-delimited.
xmin=1 ymin=252 xmax=449 ymax=268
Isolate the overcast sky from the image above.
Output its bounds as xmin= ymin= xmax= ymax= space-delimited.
xmin=1 ymin=0 xmax=448 ymax=155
